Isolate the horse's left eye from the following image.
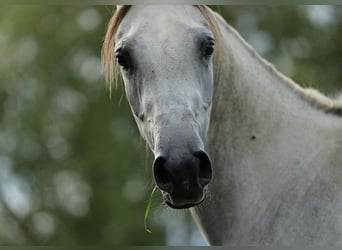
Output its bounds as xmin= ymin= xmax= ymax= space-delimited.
xmin=204 ymin=38 xmax=215 ymax=57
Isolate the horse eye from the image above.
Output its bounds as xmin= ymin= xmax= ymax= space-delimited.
xmin=115 ymin=47 xmax=130 ymax=70
xmin=204 ymin=38 xmax=215 ymax=57
xmin=204 ymin=37 xmax=215 ymax=56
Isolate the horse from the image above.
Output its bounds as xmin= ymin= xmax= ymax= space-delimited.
xmin=102 ymin=5 xmax=342 ymax=245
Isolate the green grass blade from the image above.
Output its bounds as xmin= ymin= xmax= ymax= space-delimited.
xmin=144 ymin=185 xmax=157 ymax=234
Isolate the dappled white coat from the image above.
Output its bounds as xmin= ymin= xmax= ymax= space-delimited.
xmin=106 ymin=5 xmax=342 ymax=246
xmin=191 ymin=8 xmax=342 ymax=245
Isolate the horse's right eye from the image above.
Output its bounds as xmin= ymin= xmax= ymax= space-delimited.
xmin=115 ymin=47 xmax=130 ymax=70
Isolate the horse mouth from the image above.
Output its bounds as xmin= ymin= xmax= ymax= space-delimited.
xmin=163 ymin=193 xmax=206 ymax=209
xmin=165 ymin=199 xmax=205 ymax=209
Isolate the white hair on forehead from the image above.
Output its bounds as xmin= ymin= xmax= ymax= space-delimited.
xmin=102 ymin=5 xmax=221 ymax=92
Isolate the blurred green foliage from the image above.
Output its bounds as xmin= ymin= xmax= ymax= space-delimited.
xmin=0 ymin=5 xmax=341 ymax=246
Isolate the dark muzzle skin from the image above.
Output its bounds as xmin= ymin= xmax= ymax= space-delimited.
xmin=152 ymin=121 xmax=212 ymax=209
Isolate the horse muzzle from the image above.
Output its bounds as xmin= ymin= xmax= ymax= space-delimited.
xmin=153 ymin=150 xmax=212 ymax=209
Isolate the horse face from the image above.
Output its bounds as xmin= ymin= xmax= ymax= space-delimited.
xmin=115 ymin=6 xmax=214 ymax=209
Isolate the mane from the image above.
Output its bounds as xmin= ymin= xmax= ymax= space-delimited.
xmin=101 ymin=5 xmax=220 ymax=94
xmin=102 ymin=5 xmax=131 ymax=94
xmin=102 ymin=6 xmax=342 ymax=117
xmin=211 ymin=10 xmax=342 ymax=117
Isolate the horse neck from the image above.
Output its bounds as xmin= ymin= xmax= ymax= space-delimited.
xmin=210 ymin=19 xmax=341 ymax=168
xmin=199 ymin=17 xmax=342 ymax=244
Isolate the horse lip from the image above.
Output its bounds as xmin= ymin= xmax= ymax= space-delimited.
xmin=164 ymin=195 xmax=206 ymax=209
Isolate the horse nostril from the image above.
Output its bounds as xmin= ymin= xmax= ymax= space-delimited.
xmin=195 ymin=151 xmax=212 ymax=188
xmin=153 ymin=156 xmax=174 ymax=193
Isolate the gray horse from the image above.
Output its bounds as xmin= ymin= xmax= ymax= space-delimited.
xmin=102 ymin=5 xmax=342 ymax=245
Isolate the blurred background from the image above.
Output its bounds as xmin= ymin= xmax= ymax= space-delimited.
xmin=0 ymin=5 xmax=341 ymax=246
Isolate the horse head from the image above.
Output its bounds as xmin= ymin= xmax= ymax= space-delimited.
xmin=104 ymin=6 xmax=216 ymax=209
